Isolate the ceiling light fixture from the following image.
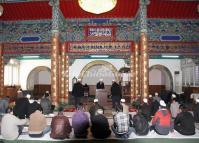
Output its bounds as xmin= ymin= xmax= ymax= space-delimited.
xmin=90 ymin=55 xmax=109 ymax=58
xmin=78 ymin=0 xmax=117 ymax=14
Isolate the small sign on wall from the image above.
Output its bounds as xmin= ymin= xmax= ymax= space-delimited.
xmin=85 ymin=26 xmax=116 ymax=41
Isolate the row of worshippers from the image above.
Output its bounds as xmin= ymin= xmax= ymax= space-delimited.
xmin=72 ymin=78 xmax=122 ymax=109
xmin=0 ymin=90 xmax=53 ymax=117
xmin=0 ymin=97 xmax=199 ymax=140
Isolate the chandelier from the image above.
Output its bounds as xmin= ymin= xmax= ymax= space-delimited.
xmin=0 ymin=5 xmax=3 ymax=16
xmin=78 ymin=0 xmax=117 ymax=14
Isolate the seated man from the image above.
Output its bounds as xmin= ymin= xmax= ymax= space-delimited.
xmin=120 ymin=99 xmax=129 ymax=114
xmin=28 ymin=97 xmax=42 ymax=117
xmin=151 ymin=100 xmax=173 ymax=135
xmin=174 ymin=104 xmax=195 ymax=135
xmin=132 ymin=110 xmax=149 ymax=136
xmin=111 ymin=104 xmax=134 ymax=139
xmin=28 ymin=106 xmax=50 ymax=137
xmin=72 ymin=103 xmax=89 ymax=138
xmin=170 ymin=96 xmax=180 ymax=119
xmin=40 ymin=91 xmax=52 ymax=115
xmin=91 ymin=109 xmax=111 ymax=139
xmin=1 ymin=111 xmax=27 ymax=140
xmin=140 ymin=98 xmax=151 ymax=121
xmin=13 ymin=94 xmax=30 ymax=119
xmin=50 ymin=107 xmax=72 ymax=139
xmin=0 ymin=96 xmax=10 ymax=114
xmin=89 ymin=99 xmax=104 ymax=120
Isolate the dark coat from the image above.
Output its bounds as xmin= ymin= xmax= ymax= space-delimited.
xmin=194 ymin=103 xmax=199 ymax=123
xmin=174 ymin=111 xmax=195 ymax=135
xmin=91 ymin=114 xmax=111 ymax=139
xmin=96 ymin=82 xmax=105 ymax=89
xmin=111 ymin=82 xmax=122 ymax=97
xmin=72 ymin=82 xmax=84 ymax=97
xmin=89 ymin=103 xmax=104 ymax=119
xmin=28 ymin=101 xmax=42 ymax=117
xmin=13 ymin=97 xmax=30 ymax=119
xmin=132 ymin=113 xmax=149 ymax=135
xmin=141 ymin=103 xmax=151 ymax=121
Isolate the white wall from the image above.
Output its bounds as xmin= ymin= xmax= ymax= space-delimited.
xmin=4 ymin=58 xmax=182 ymax=93
xmin=19 ymin=59 xmax=51 ymax=90
xmin=149 ymin=59 xmax=182 ymax=92
xmin=149 ymin=69 xmax=163 ymax=85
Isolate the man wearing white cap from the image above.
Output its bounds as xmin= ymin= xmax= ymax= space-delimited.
xmin=193 ymin=98 xmax=199 ymax=130
xmin=151 ymin=100 xmax=173 ymax=135
xmin=96 ymin=79 xmax=105 ymax=89
xmin=170 ymin=96 xmax=179 ymax=119
xmin=120 ymin=99 xmax=129 ymax=114
xmin=140 ymin=98 xmax=151 ymax=121
xmin=89 ymin=99 xmax=104 ymax=119
xmin=72 ymin=78 xmax=84 ymax=108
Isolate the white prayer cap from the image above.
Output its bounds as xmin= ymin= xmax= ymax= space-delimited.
xmin=160 ymin=100 xmax=166 ymax=107
xmin=94 ymin=99 xmax=98 ymax=103
xmin=97 ymin=109 xmax=103 ymax=114
xmin=172 ymin=94 xmax=176 ymax=98
xmin=196 ymin=98 xmax=199 ymax=103
xmin=46 ymin=91 xmax=49 ymax=93
xmin=149 ymin=94 xmax=152 ymax=98
xmin=138 ymin=94 xmax=141 ymax=97
xmin=77 ymin=78 xmax=81 ymax=82
xmin=155 ymin=92 xmax=158 ymax=96
xmin=99 ymin=78 xmax=103 ymax=81
xmin=121 ymin=99 xmax=125 ymax=103
xmin=143 ymin=98 xmax=148 ymax=103
xmin=26 ymin=94 xmax=31 ymax=99
xmin=112 ymin=79 xmax=115 ymax=82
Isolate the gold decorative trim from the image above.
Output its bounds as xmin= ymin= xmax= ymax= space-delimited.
xmin=79 ymin=60 xmax=119 ymax=81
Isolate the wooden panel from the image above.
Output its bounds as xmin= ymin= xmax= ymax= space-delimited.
xmin=33 ymin=84 xmax=51 ymax=98
xmin=149 ymin=85 xmax=165 ymax=95
xmin=3 ymin=86 xmax=20 ymax=101
xmin=182 ymin=86 xmax=199 ymax=94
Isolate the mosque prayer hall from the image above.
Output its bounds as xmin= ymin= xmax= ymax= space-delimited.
xmin=0 ymin=0 xmax=199 ymax=142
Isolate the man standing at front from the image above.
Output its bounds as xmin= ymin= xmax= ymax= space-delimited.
xmin=72 ymin=79 xmax=84 ymax=108
xmin=111 ymin=80 xmax=122 ymax=108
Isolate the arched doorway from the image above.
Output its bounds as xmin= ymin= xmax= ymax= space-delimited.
xmin=79 ymin=60 xmax=119 ymax=96
xmin=27 ymin=66 xmax=51 ymax=96
xmin=149 ymin=65 xmax=173 ymax=94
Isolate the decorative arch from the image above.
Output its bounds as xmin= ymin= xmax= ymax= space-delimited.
xmin=27 ymin=66 xmax=51 ymax=90
xmin=79 ymin=60 xmax=119 ymax=81
xmin=149 ymin=64 xmax=173 ymax=90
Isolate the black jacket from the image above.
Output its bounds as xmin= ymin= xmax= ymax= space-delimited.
xmin=174 ymin=111 xmax=195 ymax=135
xmin=28 ymin=101 xmax=42 ymax=117
xmin=13 ymin=97 xmax=30 ymax=119
xmin=193 ymin=103 xmax=199 ymax=123
xmin=96 ymin=82 xmax=105 ymax=89
xmin=132 ymin=113 xmax=149 ymax=135
xmin=72 ymin=82 xmax=84 ymax=97
xmin=141 ymin=103 xmax=151 ymax=121
xmin=111 ymin=82 xmax=122 ymax=97
xmin=91 ymin=114 xmax=111 ymax=139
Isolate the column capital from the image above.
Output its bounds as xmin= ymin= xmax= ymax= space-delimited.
xmin=139 ymin=0 xmax=149 ymax=33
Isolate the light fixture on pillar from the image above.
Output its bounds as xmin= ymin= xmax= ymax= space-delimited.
xmin=78 ymin=0 xmax=117 ymax=14
xmin=0 ymin=5 xmax=3 ymax=16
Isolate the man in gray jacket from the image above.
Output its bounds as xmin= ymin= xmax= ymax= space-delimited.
xmin=40 ymin=91 xmax=52 ymax=114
